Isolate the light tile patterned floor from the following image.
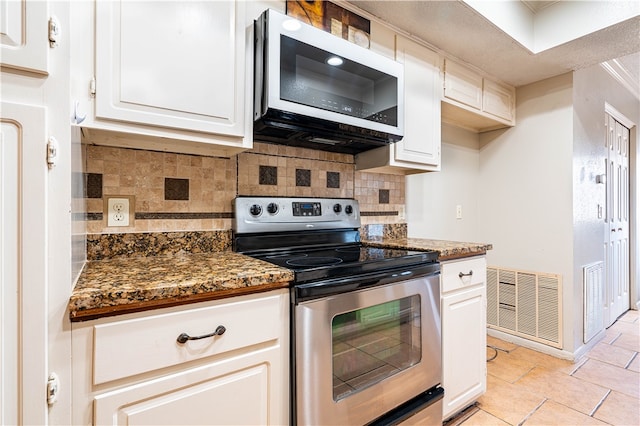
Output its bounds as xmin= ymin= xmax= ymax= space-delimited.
xmin=448 ymin=310 xmax=640 ymax=426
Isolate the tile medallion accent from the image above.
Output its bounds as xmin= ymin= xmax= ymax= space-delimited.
xmin=355 ymin=171 xmax=405 ymax=225
xmin=296 ymin=168 xmax=311 ymax=187
xmin=379 ymin=189 xmax=390 ymax=204
xmin=327 ymin=171 xmax=340 ymax=188
xmin=164 ymin=177 xmax=189 ymax=200
xmin=259 ymin=165 xmax=278 ymax=185
xmin=237 ymin=142 xmax=353 ymax=198
xmin=86 ymin=173 xmax=103 ymax=199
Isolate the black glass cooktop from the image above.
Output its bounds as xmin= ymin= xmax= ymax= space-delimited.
xmin=253 ymin=244 xmax=438 ymax=283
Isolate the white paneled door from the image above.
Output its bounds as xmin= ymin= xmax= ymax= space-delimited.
xmin=0 ymin=103 xmax=48 ymax=425
xmin=604 ymin=112 xmax=630 ymax=327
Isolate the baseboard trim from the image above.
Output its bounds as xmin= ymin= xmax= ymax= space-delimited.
xmin=486 ymin=328 xmax=605 ymax=362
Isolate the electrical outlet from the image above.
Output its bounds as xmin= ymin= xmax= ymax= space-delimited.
xmin=106 ymin=197 xmax=131 ymax=227
xmin=456 ymin=204 xmax=463 ymax=220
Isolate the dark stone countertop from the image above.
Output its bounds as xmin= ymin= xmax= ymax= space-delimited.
xmin=363 ymin=237 xmax=492 ymax=260
xmin=68 ymin=251 xmax=293 ymax=321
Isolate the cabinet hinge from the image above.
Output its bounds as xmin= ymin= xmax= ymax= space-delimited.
xmin=90 ymin=77 xmax=96 ymax=97
xmin=48 ymin=16 xmax=60 ymax=48
xmin=47 ymin=136 xmax=59 ymax=169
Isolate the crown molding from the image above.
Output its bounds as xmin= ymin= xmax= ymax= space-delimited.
xmin=601 ymin=59 xmax=640 ymax=101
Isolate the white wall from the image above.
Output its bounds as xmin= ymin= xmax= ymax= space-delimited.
xmin=478 ymin=73 xmax=574 ymax=272
xmin=410 ymin=69 xmax=637 ymax=355
xmin=407 ymin=124 xmax=480 ymax=241
xmin=573 ymin=64 xmax=640 ymax=329
xmin=477 ymin=73 xmax=576 ymax=351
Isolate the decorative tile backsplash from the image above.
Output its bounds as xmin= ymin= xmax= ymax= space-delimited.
xmin=237 ymin=142 xmax=354 ymax=198
xmin=81 ymin=141 xmax=406 ymax=234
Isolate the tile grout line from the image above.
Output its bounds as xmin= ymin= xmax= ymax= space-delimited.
xmin=517 ymin=397 xmax=547 ymax=426
xmin=569 ymin=357 xmax=590 ymax=377
xmin=589 ymin=388 xmax=612 ymax=417
xmin=608 ymin=331 xmax=622 ymax=345
xmin=568 ymin=356 xmax=589 ymax=376
xmin=624 ymin=351 xmax=638 ymax=369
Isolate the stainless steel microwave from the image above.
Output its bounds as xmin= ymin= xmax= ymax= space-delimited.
xmin=254 ymin=9 xmax=404 ymax=154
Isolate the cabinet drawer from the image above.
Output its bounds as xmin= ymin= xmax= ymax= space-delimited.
xmin=441 ymin=257 xmax=486 ymax=293
xmin=93 ymin=294 xmax=282 ymax=384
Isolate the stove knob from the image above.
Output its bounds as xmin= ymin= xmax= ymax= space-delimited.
xmin=333 ymin=203 xmax=342 ymax=213
xmin=267 ymin=202 xmax=278 ymax=214
xmin=345 ymin=205 xmax=353 ymax=215
xmin=249 ymin=204 xmax=262 ymax=217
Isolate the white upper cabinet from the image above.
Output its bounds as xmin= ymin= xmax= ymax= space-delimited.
xmin=73 ymin=0 xmax=252 ymax=156
xmin=442 ymin=58 xmax=515 ymax=132
xmin=356 ymin=34 xmax=441 ymax=175
xmin=96 ymin=0 xmax=243 ymax=135
xmin=0 ymin=0 xmax=49 ymax=74
xmin=443 ymin=60 xmax=482 ymax=110
xmin=483 ymin=78 xmax=515 ymax=122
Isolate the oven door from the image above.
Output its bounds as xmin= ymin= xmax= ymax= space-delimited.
xmin=294 ymin=273 xmax=441 ymax=425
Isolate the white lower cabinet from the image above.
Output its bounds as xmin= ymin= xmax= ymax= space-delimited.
xmin=72 ymin=290 xmax=289 ymax=425
xmin=441 ymin=256 xmax=487 ymax=421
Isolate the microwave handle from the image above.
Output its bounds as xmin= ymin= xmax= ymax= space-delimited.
xmin=254 ymin=13 xmax=267 ymax=119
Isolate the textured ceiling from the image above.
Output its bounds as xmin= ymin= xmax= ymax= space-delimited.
xmin=345 ymin=0 xmax=640 ymax=88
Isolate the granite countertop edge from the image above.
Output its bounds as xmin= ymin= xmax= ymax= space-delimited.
xmin=362 ymin=237 xmax=493 ymax=260
xmin=68 ymin=251 xmax=294 ymax=322
xmin=69 ymin=238 xmax=492 ymax=322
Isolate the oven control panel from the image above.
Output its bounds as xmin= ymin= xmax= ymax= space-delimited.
xmin=234 ymin=197 xmax=360 ymax=234
xmin=292 ymin=202 xmax=321 ymax=216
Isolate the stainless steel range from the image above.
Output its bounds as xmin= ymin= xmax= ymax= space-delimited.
xmin=233 ymin=197 xmax=443 ymax=425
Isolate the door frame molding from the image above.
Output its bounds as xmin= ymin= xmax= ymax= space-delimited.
xmin=605 ymin=102 xmax=637 ymax=312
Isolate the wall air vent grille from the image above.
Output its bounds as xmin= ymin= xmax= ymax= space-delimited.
xmin=487 ymin=266 xmax=562 ymax=348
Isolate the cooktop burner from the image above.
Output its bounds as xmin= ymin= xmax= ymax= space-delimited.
xmin=233 ymin=197 xmax=439 ymax=285
xmin=252 ymin=244 xmax=437 ymax=283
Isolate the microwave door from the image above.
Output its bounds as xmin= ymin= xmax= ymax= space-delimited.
xmin=263 ymin=9 xmax=404 ymax=137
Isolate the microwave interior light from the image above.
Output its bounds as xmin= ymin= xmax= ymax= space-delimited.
xmin=326 ymin=56 xmax=344 ymax=66
xmin=282 ymin=19 xmax=302 ymax=31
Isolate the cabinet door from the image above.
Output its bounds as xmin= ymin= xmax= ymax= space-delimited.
xmin=483 ymin=79 xmax=515 ymax=122
xmin=0 ymin=0 xmax=48 ymax=74
xmin=0 ymin=103 xmax=48 ymax=425
xmin=443 ymin=60 xmax=482 ymax=110
xmin=394 ymin=36 xmax=441 ymax=167
xmin=94 ymin=347 xmax=280 ymax=425
xmin=441 ymin=285 xmax=486 ymax=420
xmin=95 ymin=0 xmax=245 ymax=136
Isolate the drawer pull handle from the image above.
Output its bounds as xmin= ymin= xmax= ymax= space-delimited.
xmin=177 ymin=325 xmax=226 ymax=344
xmin=458 ymin=270 xmax=473 ymax=278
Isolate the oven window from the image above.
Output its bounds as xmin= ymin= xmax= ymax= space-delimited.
xmin=332 ymin=295 xmax=421 ymax=401
xmin=279 ymin=35 xmax=398 ymax=126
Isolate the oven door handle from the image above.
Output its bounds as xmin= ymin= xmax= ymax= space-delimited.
xmin=294 ymin=263 xmax=440 ymax=303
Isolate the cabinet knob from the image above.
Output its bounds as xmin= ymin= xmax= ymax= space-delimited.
xmin=177 ymin=325 xmax=226 ymax=344
xmin=458 ymin=270 xmax=473 ymax=278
